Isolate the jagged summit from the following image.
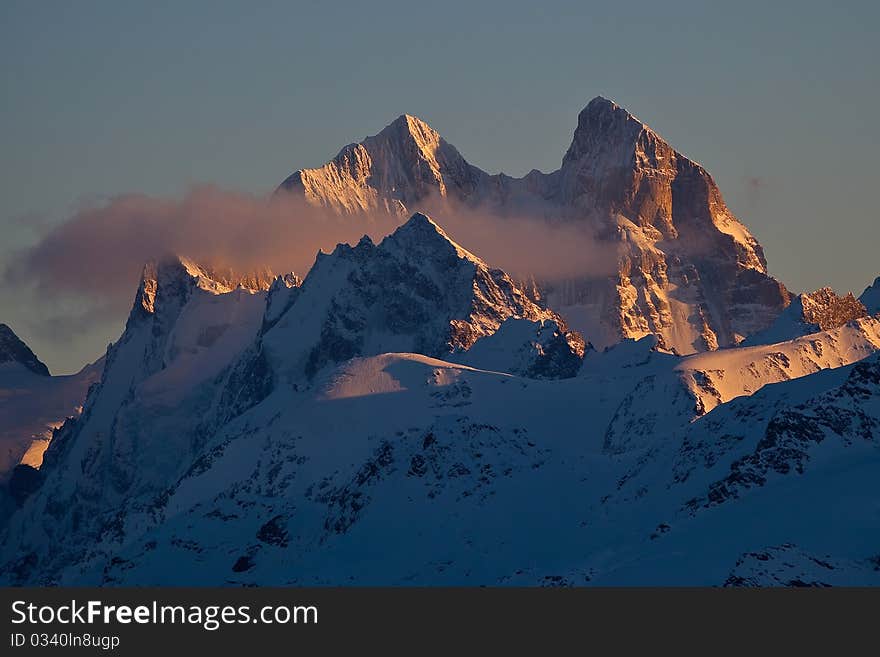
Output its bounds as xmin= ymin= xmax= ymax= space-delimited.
xmin=0 ymin=324 xmax=49 ymax=376
xmin=798 ymin=287 xmax=866 ymax=330
xmin=377 ymin=113 xmax=441 ymax=146
xmin=563 ymin=95 xmax=655 ymax=164
xmin=278 ymin=113 xmax=478 ymax=214
xmin=131 ymin=256 xmax=275 ymax=321
xmin=381 ymin=212 xmax=481 ymax=264
xmin=263 ymin=212 xmax=583 ymax=380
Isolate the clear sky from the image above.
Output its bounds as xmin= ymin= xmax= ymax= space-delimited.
xmin=1 ymin=0 xmax=878 ymax=372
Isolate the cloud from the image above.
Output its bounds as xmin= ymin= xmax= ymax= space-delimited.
xmin=2 ymin=186 xmax=617 ymax=371
xmin=413 ymin=197 xmax=620 ymax=282
xmin=4 ymin=187 xmax=395 ymax=306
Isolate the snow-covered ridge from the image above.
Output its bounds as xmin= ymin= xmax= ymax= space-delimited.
xmin=679 ymin=316 xmax=880 ymax=414
xmin=601 ymin=317 xmax=880 ymax=454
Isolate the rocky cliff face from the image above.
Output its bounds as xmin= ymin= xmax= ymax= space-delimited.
xmin=798 ymin=288 xmax=867 ymax=330
xmin=277 ymin=97 xmax=791 ymax=354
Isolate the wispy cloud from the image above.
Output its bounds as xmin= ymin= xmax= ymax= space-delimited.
xmin=3 ymin=186 xmax=617 ymax=371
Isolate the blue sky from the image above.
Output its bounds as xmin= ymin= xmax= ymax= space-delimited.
xmin=1 ymin=0 xmax=878 ymax=372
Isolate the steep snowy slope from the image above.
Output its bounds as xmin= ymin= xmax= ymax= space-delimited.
xmin=574 ymin=352 xmax=880 ymax=586
xmin=0 ymin=256 xmax=278 ymax=564
xmin=678 ymin=316 xmax=880 ymax=414
xmin=0 ymin=327 xmax=102 ymax=523
xmin=0 ymin=358 xmax=103 ymax=481
xmin=601 ymin=317 xmax=880 ymax=454
xmin=0 ymin=344 xmax=646 ymax=585
xmin=277 ymin=97 xmax=791 ymax=354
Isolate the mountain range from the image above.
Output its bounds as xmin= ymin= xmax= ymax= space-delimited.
xmin=280 ymin=97 xmax=793 ymax=355
xmin=1 ymin=98 xmax=879 ymax=586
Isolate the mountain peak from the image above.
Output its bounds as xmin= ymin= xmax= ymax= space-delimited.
xmin=563 ymin=96 xmax=661 ymax=168
xmin=0 ymin=323 xmax=50 ymax=376
xmin=395 ymin=211 xmax=445 ymax=236
xmin=582 ymin=95 xmax=641 ymax=120
xmin=278 ymin=112 xmax=477 ymax=214
xmin=584 ymin=95 xmax=620 ymax=112
xmin=263 ymin=213 xmax=576 ymax=379
xmin=130 ymin=256 xmax=274 ymax=324
xmin=381 ymin=213 xmax=481 ymax=265
xmin=381 ymin=113 xmax=439 ymax=141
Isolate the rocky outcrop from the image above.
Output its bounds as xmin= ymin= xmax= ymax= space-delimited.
xmin=798 ymin=287 xmax=867 ymax=330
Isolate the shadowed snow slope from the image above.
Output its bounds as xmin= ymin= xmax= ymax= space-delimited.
xmin=0 ymin=358 xmax=102 ymax=481
xmin=4 ymin=341 xmax=879 ymax=585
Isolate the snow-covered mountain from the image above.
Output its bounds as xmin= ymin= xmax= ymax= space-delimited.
xmin=1 ymin=209 xmax=876 ymax=586
xmin=0 ymin=214 xmax=587 ymax=583
xmin=261 ymin=213 xmax=584 ymax=383
xmin=278 ymin=97 xmax=792 ymax=355
xmin=0 ymin=90 xmax=877 ymax=586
